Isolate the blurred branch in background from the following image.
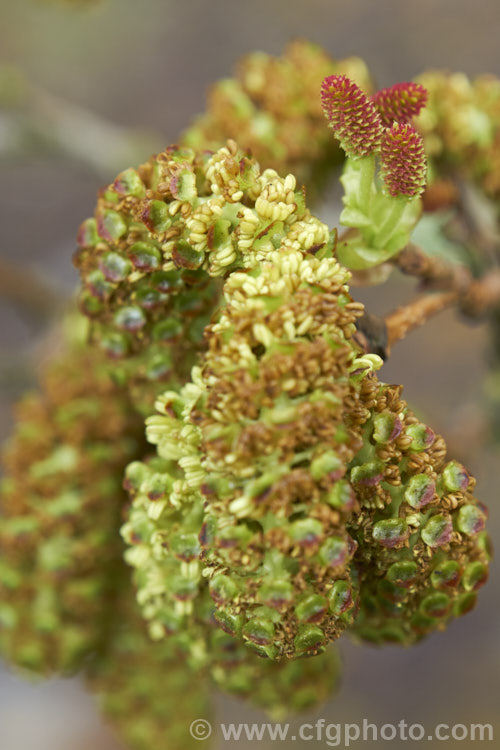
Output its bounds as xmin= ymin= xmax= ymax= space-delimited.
xmin=0 ymin=256 xmax=67 ymax=325
xmin=0 ymin=65 xmax=163 ymax=178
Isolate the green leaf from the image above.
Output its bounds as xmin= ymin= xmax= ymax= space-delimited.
xmin=338 ymin=158 xmax=423 ymax=269
xmin=339 ymin=207 xmax=372 ymax=228
xmin=410 ymin=211 xmax=469 ymax=265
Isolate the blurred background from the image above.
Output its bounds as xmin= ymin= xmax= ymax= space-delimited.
xmin=0 ymin=0 xmax=499 ymax=747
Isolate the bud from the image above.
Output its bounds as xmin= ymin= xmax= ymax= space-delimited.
xmin=386 ymin=561 xmax=418 ymax=587
xmin=406 ymin=423 xmax=435 ymax=451
xmin=430 ymin=561 xmax=461 ymax=590
xmin=373 ymin=519 xmax=409 ymax=548
xmin=96 ymin=209 xmax=127 ymax=242
xmin=209 ymin=574 xmax=240 ymax=605
xmin=371 ymin=82 xmax=428 ymax=127
xmin=295 ymin=594 xmax=328 ymax=623
xmin=380 ymin=122 xmax=427 ymax=198
xmin=420 ymin=592 xmax=451 ymax=618
xmin=242 ymin=617 xmax=275 ymax=647
xmin=328 ymin=580 xmax=355 ymax=616
xmin=321 ymin=74 xmax=384 ymax=157
xmin=443 ymin=460 xmax=470 ymax=492
xmin=258 ymin=580 xmax=294 ymax=609
xmin=113 ymin=168 xmax=146 ymax=198
xmin=422 ymin=513 xmax=453 ymax=547
xmin=404 ymin=474 xmax=436 ymax=509
xmin=373 ymin=412 xmax=403 ymax=443
xmin=462 ymin=561 xmax=488 ymax=591
xmin=294 ymin=624 xmax=326 ymax=655
xmin=457 ymin=505 xmax=486 ymax=536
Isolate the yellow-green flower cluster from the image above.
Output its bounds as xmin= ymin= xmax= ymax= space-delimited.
xmin=121 ymin=411 xmax=206 ymax=642
xmin=0 ymin=345 xmax=144 ymax=675
xmin=193 ymin=251 xmax=379 ymax=659
xmin=119 ymin=150 xmax=387 ymax=658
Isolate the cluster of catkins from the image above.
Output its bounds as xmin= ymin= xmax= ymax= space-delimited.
xmin=0 ymin=42 xmax=495 ymax=750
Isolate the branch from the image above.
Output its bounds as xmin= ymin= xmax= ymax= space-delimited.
xmin=0 ymin=66 xmax=162 ymax=178
xmin=385 ymin=290 xmax=458 ymax=350
xmin=394 ymin=242 xmax=471 ymax=292
xmin=357 ymin=264 xmax=500 ymax=356
xmin=460 ymin=269 xmax=500 ymax=318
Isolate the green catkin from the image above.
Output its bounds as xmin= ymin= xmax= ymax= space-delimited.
xmin=87 ymin=598 xmax=212 ymax=750
xmin=89 ymin=580 xmax=342 ymax=733
xmin=209 ymin=632 xmax=342 ymax=720
xmin=347 ymin=378 xmax=491 ymax=645
xmin=0 ymin=344 xmax=145 ymax=675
